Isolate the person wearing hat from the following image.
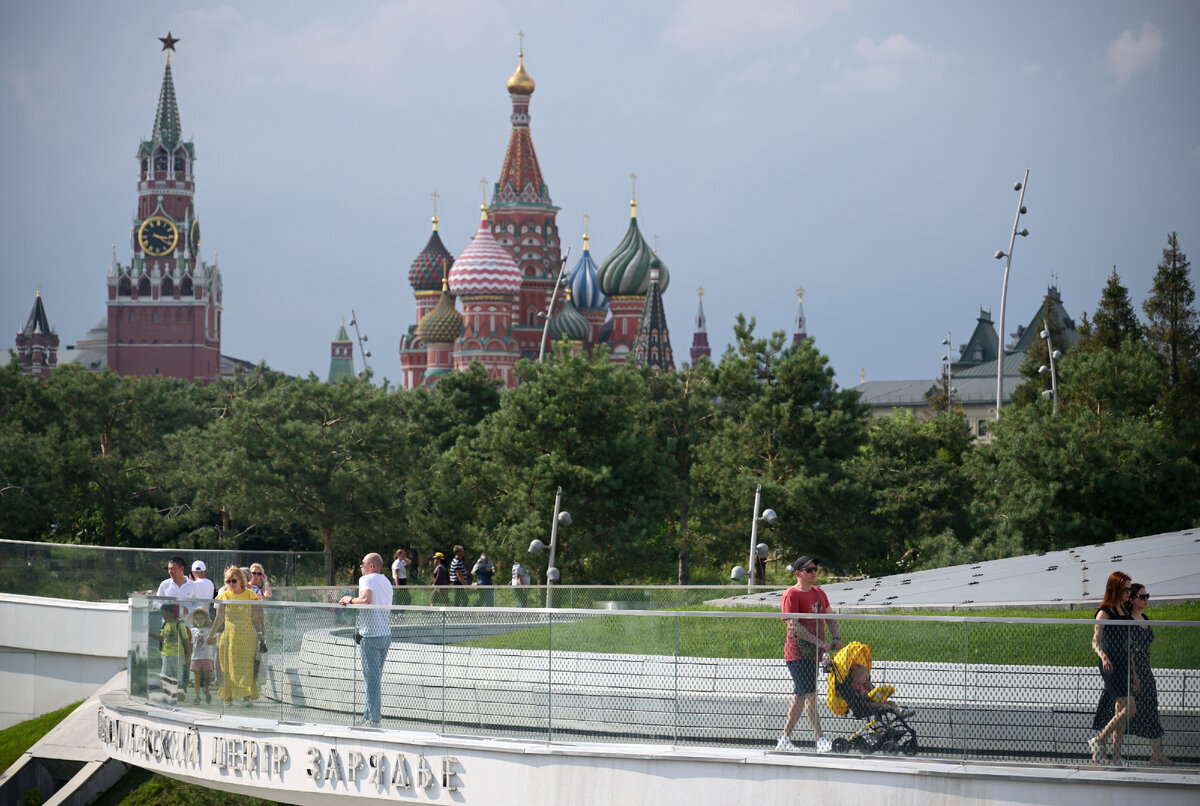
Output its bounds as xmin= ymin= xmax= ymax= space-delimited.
xmin=190 ymin=560 xmax=216 ymax=600
xmin=776 ymin=555 xmax=842 ymax=753
xmin=430 ymin=552 xmax=450 ymax=605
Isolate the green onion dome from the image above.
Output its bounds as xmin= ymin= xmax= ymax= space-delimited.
xmin=596 ymin=201 xmax=670 ymax=296
xmin=546 ymin=288 xmax=591 ymax=344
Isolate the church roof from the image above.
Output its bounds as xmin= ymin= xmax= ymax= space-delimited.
xmin=546 ymin=288 xmax=591 ymax=344
xmin=449 ymin=207 xmax=522 ymax=298
xmin=568 ymin=235 xmax=607 ymax=312
xmin=493 ymin=51 xmax=553 ymax=209
xmin=597 ymin=202 xmax=670 ymax=296
xmin=410 ymin=219 xmax=454 ymax=293
xmin=632 ymin=260 xmax=674 ymax=371
xmin=417 ymin=280 xmax=465 ymax=344
xmin=22 ymin=292 xmax=53 ymax=337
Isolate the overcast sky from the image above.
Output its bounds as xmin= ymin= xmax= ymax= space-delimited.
xmin=3 ymin=1 xmax=1199 ymax=389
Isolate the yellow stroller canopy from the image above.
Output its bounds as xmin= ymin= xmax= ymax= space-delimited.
xmin=826 ymin=641 xmax=871 ymax=716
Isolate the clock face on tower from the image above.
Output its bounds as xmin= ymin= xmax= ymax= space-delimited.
xmin=138 ymin=216 xmax=178 ymax=257
xmin=190 ymin=219 xmax=201 ymax=254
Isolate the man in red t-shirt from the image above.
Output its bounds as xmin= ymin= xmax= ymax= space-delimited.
xmin=776 ymin=555 xmax=842 ymax=753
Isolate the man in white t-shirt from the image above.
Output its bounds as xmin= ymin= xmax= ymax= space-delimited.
xmin=339 ymin=553 xmax=393 ymax=727
xmin=190 ymin=560 xmax=216 ymax=600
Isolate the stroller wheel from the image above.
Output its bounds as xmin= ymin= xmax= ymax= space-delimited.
xmin=900 ymin=736 xmax=919 ymax=756
xmin=879 ymin=739 xmax=899 ymax=755
xmin=852 ymin=735 xmax=870 ymax=753
xmin=831 ymin=737 xmax=850 ymax=753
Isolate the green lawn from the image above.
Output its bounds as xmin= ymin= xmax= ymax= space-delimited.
xmin=92 ymin=768 xmax=281 ymax=806
xmin=0 ymin=701 xmax=83 ymax=773
xmin=462 ymin=602 xmax=1200 ymax=669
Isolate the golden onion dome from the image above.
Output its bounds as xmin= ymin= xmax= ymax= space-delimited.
xmin=507 ymin=52 xmax=535 ymax=95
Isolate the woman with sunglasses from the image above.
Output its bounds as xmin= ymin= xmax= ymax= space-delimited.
xmin=1115 ymin=584 xmax=1172 ymax=765
xmin=207 ymin=566 xmax=264 ymax=706
xmin=1089 ymin=570 xmax=1136 ymax=763
xmin=250 ymin=563 xmax=273 ymax=599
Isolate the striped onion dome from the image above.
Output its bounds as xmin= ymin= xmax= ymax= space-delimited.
xmin=416 ymin=278 xmax=464 ymax=343
xmin=448 ymin=206 xmax=521 ymax=298
xmin=597 ymin=201 xmax=670 ymax=296
xmin=546 ymin=288 xmax=591 ymax=343
xmin=568 ymin=234 xmax=608 ymax=312
xmin=409 ymin=217 xmax=454 ymax=293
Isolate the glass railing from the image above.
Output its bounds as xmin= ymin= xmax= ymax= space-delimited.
xmin=271 ymin=584 xmax=789 ymax=609
xmin=0 ymin=539 xmax=325 ymax=600
xmin=128 ymin=595 xmax=1200 ymax=767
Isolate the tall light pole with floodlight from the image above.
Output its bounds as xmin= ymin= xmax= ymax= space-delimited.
xmin=993 ymin=169 xmax=1030 ymax=420
xmin=730 ymin=484 xmax=778 ymax=593
xmin=1038 ymin=317 xmax=1062 ymax=414
xmin=528 ymin=487 xmax=572 ymax=609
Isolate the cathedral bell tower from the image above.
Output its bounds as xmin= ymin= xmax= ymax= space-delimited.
xmin=107 ymin=33 xmax=222 ymax=381
xmin=489 ymin=44 xmax=562 ymax=357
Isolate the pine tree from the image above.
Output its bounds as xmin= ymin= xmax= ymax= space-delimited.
xmin=1143 ymin=232 xmax=1199 ymax=435
xmin=1091 ymin=267 xmax=1143 ymax=350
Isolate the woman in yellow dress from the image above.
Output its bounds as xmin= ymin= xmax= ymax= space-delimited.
xmin=207 ymin=565 xmax=263 ymax=705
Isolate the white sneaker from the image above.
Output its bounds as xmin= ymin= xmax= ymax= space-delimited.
xmin=816 ymin=736 xmax=833 ymax=754
xmin=775 ymin=736 xmax=798 ymax=752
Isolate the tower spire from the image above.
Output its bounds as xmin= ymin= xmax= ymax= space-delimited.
xmin=152 ymin=34 xmax=182 ymax=147
xmin=690 ymin=286 xmax=711 ymax=364
xmin=792 ymin=287 xmax=807 ymax=345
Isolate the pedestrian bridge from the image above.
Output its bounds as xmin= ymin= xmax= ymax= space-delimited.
xmin=104 ymin=594 xmax=1200 ymax=804
xmin=4 ymin=587 xmax=1200 ymax=805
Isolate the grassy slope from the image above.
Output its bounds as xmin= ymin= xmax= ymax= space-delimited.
xmin=0 ymin=701 xmax=83 ymax=772
xmin=463 ymin=602 xmax=1200 ymax=668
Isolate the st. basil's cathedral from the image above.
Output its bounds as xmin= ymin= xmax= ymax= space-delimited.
xmin=397 ymin=50 xmax=680 ymax=389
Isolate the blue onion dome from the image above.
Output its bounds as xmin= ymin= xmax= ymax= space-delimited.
xmin=546 ymin=287 xmax=591 ymax=343
xmin=569 ymin=233 xmax=608 ymax=312
xmin=597 ymin=201 xmax=670 ymax=296
xmin=409 ymin=216 xmax=454 ymax=293
xmin=416 ymin=278 xmax=464 ymax=343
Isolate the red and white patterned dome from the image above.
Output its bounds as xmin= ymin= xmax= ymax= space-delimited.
xmin=448 ymin=207 xmax=521 ymax=298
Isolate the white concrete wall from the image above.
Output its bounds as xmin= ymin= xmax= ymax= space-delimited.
xmin=0 ymin=593 xmax=128 ymax=729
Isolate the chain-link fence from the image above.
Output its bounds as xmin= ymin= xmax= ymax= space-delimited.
xmin=0 ymin=539 xmax=325 ymax=600
xmin=130 ymin=595 xmax=1200 ymax=767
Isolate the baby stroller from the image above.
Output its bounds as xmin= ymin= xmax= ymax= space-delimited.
xmin=826 ymin=641 xmax=919 ymax=755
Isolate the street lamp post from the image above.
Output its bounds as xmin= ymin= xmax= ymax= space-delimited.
xmin=537 ymin=248 xmax=572 ymax=363
xmin=993 ymin=169 xmax=1031 ymax=420
xmin=528 ymin=487 xmax=572 ymax=609
xmin=730 ymin=484 xmax=777 ymax=593
xmin=1038 ymin=317 xmax=1062 ymax=414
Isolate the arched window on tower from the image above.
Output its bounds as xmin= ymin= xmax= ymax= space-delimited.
xmin=180 ymin=276 xmax=193 ymax=297
xmin=173 ymin=152 xmax=184 ymax=174
xmin=118 ymin=277 xmax=132 ymax=296
xmin=138 ymin=277 xmax=151 ymax=297
xmin=154 ymin=150 xmax=168 ymax=173
xmin=161 ymin=277 xmax=174 ymax=297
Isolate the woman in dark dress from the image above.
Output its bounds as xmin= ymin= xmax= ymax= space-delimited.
xmin=1089 ymin=571 xmax=1135 ymax=764
xmin=1117 ymin=583 xmax=1172 ymax=765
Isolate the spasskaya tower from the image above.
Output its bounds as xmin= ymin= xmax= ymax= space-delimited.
xmin=107 ymin=33 xmax=222 ymax=381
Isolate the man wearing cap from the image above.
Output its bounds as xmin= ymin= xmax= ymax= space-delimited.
xmin=190 ymin=560 xmax=216 ymax=600
xmin=777 ymin=555 xmax=842 ymax=753
xmin=430 ymin=552 xmax=450 ymax=605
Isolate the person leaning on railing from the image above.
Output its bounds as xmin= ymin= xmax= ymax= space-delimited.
xmin=1089 ymin=570 xmax=1137 ymax=764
